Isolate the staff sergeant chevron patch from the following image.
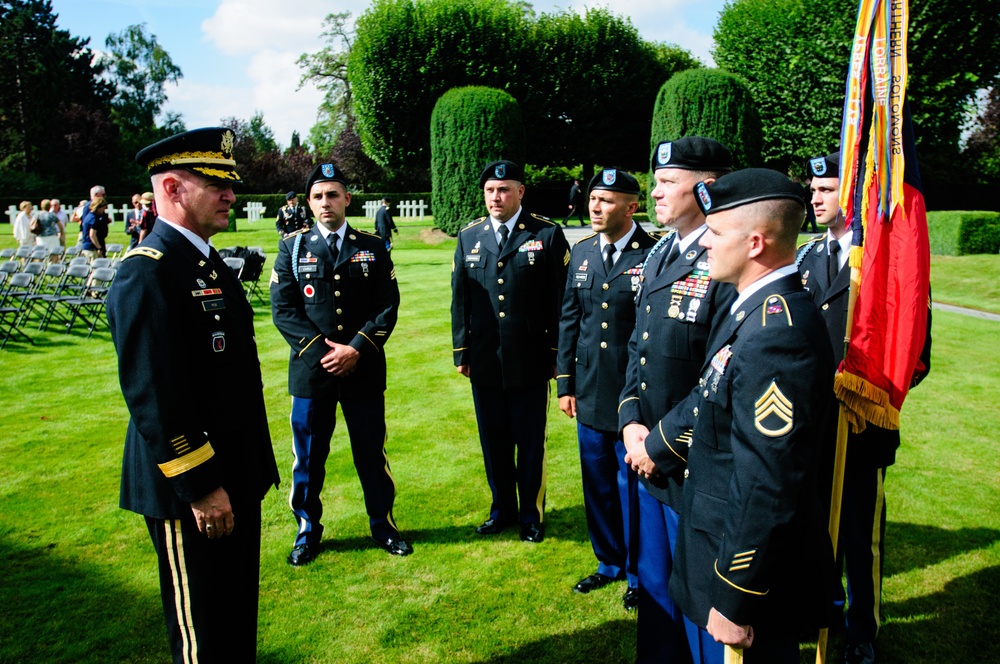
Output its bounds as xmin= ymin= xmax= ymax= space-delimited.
xmin=754 ymin=380 xmax=793 ymax=437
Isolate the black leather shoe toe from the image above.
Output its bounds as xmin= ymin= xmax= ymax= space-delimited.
xmin=623 ymin=587 xmax=639 ymax=611
xmin=519 ymin=522 xmax=544 ymax=543
xmin=475 ymin=518 xmax=510 ymax=535
xmin=288 ymin=543 xmax=318 ymax=566
xmin=374 ymin=537 xmax=413 ymax=556
xmin=573 ymin=573 xmax=615 ymax=594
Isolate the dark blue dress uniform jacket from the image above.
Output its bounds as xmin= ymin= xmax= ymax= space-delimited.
xmin=617 ymin=236 xmax=736 ymax=508
xmin=667 ymin=273 xmax=835 ymax=632
xmin=557 ymin=229 xmax=658 ymax=432
xmin=107 ymin=221 xmax=280 ymax=519
xmin=452 ymin=213 xmax=570 ymax=387
xmin=270 ymin=224 xmax=399 ymax=398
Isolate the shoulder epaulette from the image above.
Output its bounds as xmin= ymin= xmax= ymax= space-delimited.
xmin=283 ymin=227 xmax=309 ymax=241
xmin=639 ymin=229 xmax=677 ymax=275
xmin=761 ymin=293 xmax=794 ymax=327
xmin=579 ymin=231 xmax=598 ymax=242
xmin=123 ymin=246 xmax=163 ymax=261
xmin=530 ymin=213 xmax=556 ymax=225
xmin=461 ymin=218 xmax=488 ymax=232
xmin=354 ymin=229 xmax=381 ymax=239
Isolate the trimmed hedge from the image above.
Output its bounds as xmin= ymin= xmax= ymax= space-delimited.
xmin=651 ymin=68 xmax=763 ymax=170
xmin=927 ymin=211 xmax=1000 ymax=255
xmin=431 ymin=86 xmax=525 ymax=236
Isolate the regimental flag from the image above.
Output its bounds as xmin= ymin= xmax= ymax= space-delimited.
xmin=836 ymin=0 xmax=931 ymax=433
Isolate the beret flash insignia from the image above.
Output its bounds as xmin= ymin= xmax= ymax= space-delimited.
xmin=603 ymin=169 xmax=617 ymax=186
xmin=658 ymin=142 xmax=671 ymax=165
xmin=495 ymin=163 xmax=506 ymax=179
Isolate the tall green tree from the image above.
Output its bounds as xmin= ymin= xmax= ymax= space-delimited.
xmin=0 ymin=0 xmax=112 ymax=191
xmin=297 ymin=11 xmax=354 ymax=155
xmin=430 ymin=86 xmax=524 ymax=235
xmin=714 ymin=0 xmax=1000 ymax=178
xmin=102 ymin=24 xmax=183 ymax=155
xmin=342 ymin=0 xmax=700 ymax=179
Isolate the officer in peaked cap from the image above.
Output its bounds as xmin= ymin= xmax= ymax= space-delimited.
xmin=107 ymin=127 xmax=280 ymax=663
xmin=452 ymin=159 xmax=570 ymax=543
xmin=271 ymin=161 xmax=411 ymax=567
xmin=618 ymin=136 xmax=737 ymax=662
xmin=556 ymin=168 xmax=658 ymax=609
xmin=797 ymin=153 xmax=931 ymax=664
xmin=658 ymin=168 xmax=835 ymax=663
xmin=276 ymin=190 xmax=310 ymax=239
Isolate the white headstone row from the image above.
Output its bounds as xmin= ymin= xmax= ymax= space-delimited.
xmin=242 ymin=202 xmax=266 ymax=222
xmin=361 ymin=199 xmax=428 ymax=221
xmin=5 ymin=203 xmax=133 ymax=224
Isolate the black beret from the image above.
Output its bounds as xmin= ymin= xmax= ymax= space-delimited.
xmin=588 ymin=168 xmax=640 ymax=195
xmin=136 ymin=127 xmax=241 ymax=183
xmin=286 ymin=191 xmax=297 ymax=200
xmin=694 ymin=168 xmax=806 ymax=215
xmin=479 ymin=160 xmax=524 ymax=188
xmin=652 ymin=136 xmax=733 ymax=172
xmin=305 ymin=162 xmax=349 ymax=196
xmin=807 ymin=152 xmax=841 ymax=179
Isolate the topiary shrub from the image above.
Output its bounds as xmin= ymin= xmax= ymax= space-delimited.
xmin=928 ymin=211 xmax=1000 ymax=255
xmin=431 ymin=86 xmax=525 ymax=236
xmin=651 ymin=68 xmax=763 ymax=170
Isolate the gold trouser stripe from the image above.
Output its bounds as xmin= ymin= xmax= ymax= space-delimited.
xmin=534 ymin=382 xmax=551 ymax=523
xmin=158 ymin=443 xmax=215 ymax=478
xmin=382 ymin=427 xmax=398 ymax=531
xmin=165 ymin=519 xmax=198 ymax=664
xmin=870 ymin=468 xmax=886 ymax=634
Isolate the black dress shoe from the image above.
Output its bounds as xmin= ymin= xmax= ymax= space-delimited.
xmin=844 ymin=641 xmax=875 ymax=664
xmin=623 ymin=587 xmax=639 ymax=611
xmin=519 ymin=522 xmax=544 ymax=543
xmin=287 ymin=543 xmax=318 ymax=566
xmin=573 ymin=573 xmax=616 ymax=594
xmin=475 ymin=518 xmax=511 ymax=535
xmin=374 ymin=536 xmax=413 ymax=556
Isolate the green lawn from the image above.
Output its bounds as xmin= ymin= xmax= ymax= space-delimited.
xmin=0 ymin=218 xmax=997 ymax=663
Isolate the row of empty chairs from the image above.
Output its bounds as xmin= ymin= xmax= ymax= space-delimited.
xmin=0 ymin=242 xmax=126 ymax=265
xmin=0 ymin=260 xmax=117 ymax=348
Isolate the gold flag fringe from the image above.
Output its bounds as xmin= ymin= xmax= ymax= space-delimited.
xmin=834 ymin=371 xmax=901 ymax=433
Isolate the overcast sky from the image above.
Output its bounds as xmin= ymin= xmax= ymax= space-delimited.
xmin=50 ymin=0 xmax=728 ymax=147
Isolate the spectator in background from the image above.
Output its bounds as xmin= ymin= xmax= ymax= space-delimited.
xmin=71 ymin=200 xmax=89 ymax=245
xmin=374 ymin=196 xmax=398 ymax=251
xmin=125 ymin=193 xmax=143 ymax=250
xmin=138 ymin=191 xmax=157 ymax=244
xmin=34 ymin=199 xmax=65 ymax=249
xmin=50 ymin=199 xmax=69 ymax=227
xmin=13 ymin=201 xmax=35 ymax=247
xmin=82 ymin=197 xmax=110 ymax=259
xmin=562 ymin=179 xmax=586 ymax=227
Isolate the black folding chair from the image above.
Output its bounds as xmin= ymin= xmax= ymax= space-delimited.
xmin=64 ymin=267 xmax=116 ymax=337
xmin=0 ymin=272 xmax=35 ymax=349
xmin=239 ymin=251 xmax=267 ymax=306
xmin=0 ymin=261 xmax=20 ymax=275
xmin=18 ymin=263 xmax=66 ymax=327
xmin=39 ymin=264 xmax=91 ymax=332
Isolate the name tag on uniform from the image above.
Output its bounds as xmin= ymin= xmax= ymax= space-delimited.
xmin=299 ymin=265 xmax=318 ymax=273
xmin=202 ymin=298 xmax=226 ymax=312
xmin=466 ymin=254 xmax=481 ymax=262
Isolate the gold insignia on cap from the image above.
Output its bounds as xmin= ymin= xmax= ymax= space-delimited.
xmin=754 ymin=380 xmax=793 ymax=437
xmin=221 ymin=130 xmax=234 ymax=155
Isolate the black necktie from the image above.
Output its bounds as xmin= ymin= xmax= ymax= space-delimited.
xmin=329 ymin=234 xmax=340 ymax=263
xmin=497 ymin=224 xmax=509 ymax=251
xmin=828 ymin=241 xmax=841 ymax=282
xmin=656 ymin=242 xmax=681 ymax=277
xmin=603 ymin=244 xmax=616 ymax=275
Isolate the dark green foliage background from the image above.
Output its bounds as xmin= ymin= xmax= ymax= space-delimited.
xmin=651 ymin=68 xmax=763 ymax=170
xmin=431 ymin=87 xmax=524 ymax=236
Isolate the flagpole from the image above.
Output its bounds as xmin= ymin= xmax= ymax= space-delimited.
xmin=725 ymin=645 xmax=744 ymax=664
xmin=816 ymin=263 xmax=861 ymax=664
